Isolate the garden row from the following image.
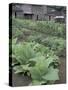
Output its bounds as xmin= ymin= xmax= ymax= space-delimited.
xmin=12 ymin=18 xmax=66 ymax=38
xmin=11 ymin=18 xmax=66 ymax=85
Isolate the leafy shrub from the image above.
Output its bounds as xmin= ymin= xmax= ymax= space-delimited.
xmin=28 ymin=35 xmax=65 ymax=56
xmin=41 ymin=36 xmax=66 ymax=55
xmin=12 ymin=40 xmax=59 ymax=85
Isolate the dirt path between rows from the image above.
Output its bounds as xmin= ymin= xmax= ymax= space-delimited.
xmin=55 ymin=56 xmax=66 ymax=84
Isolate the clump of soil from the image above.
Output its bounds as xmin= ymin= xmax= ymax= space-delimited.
xmin=12 ymin=70 xmax=31 ymax=87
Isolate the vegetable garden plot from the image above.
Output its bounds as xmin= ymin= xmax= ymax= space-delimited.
xmin=9 ymin=17 xmax=66 ymax=86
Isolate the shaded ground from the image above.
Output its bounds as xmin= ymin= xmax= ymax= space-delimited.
xmin=12 ymin=70 xmax=31 ymax=87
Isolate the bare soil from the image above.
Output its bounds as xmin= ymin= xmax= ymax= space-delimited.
xmin=12 ymin=71 xmax=31 ymax=87
xmin=55 ymin=56 xmax=66 ymax=84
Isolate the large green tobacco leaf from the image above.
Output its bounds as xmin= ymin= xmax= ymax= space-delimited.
xmin=13 ymin=65 xmax=24 ymax=74
xmin=29 ymin=56 xmax=59 ymax=85
xmin=42 ymin=67 xmax=59 ymax=81
xmin=12 ymin=42 xmax=36 ymax=64
xmin=13 ymin=64 xmax=30 ymax=74
xmin=29 ymin=56 xmax=55 ymax=70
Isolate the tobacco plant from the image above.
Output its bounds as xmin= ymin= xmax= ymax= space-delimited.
xmin=12 ymin=39 xmax=59 ymax=85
